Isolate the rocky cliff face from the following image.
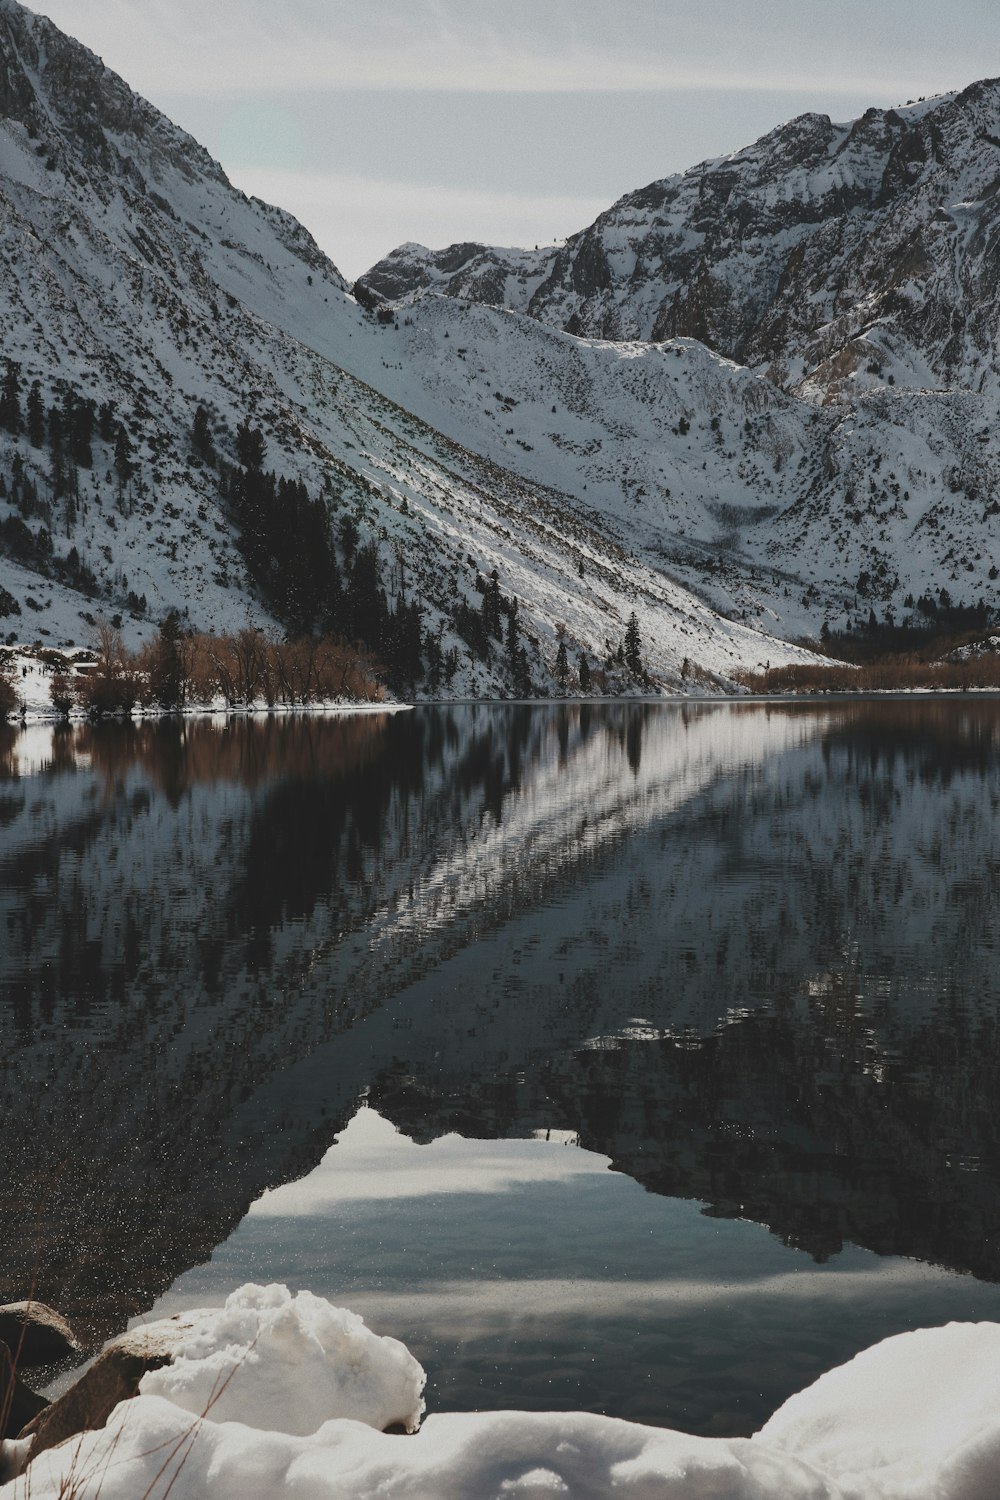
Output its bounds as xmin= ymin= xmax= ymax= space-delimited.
xmin=360 ymin=240 xmax=558 ymax=316
xmin=0 ymin=0 xmax=337 ymax=273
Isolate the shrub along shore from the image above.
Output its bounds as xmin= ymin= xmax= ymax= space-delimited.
xmin=735 ymin=654 xmax=1000 ymax=694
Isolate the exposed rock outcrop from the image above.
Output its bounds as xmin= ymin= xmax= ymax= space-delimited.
xmin=362 ymin=82 xmax=1000 ymax=401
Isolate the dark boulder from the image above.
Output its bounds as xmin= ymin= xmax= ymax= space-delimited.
xmin=0 ymin=1339 xmax=48 ymax=1440
xmin=0 ymin=1302 xmax=79 ymax=1367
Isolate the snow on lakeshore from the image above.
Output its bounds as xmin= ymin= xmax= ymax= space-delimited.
xmin=758 ymin=1321 xmax=1000 ymax=1493
xmin=4 ymin=1288 xmax=1000 ymax=1499
xmin=138 ymin=1284 xmax=425 ymax=1436
xmin=0 ymin=645 xmax=408 ymax=723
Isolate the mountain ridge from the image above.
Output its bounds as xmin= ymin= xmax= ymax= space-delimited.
xmin=0 ymin=0 xmax=827 ymax=696
xmin=2 ymin=0 xmax=1000 ymax=698
xmin=359 ymin=79 xmax=1000 ymax=396
xmin=355 ymin=77 xmax=1000 ymax=644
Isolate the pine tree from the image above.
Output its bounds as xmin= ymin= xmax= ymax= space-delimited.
xmin=424 ymin=631 xmax=444 ymax=694
xmin=9 ymin=453 xmax=22 ymax=510
xmin=148 ymin=610 xmax=185 ymax=709
xmin=47 ymin=404 xmax=68 ymax=498
xmin=236 ymin=418 xmax=266 ymax=471
xmin=114 ymin=425 xmax=133 ymax=499
xmin=66 ymin=392 xmax=95 ymax=469
xmin=578 ymin=653 xmax=591 ymax=692
xmin=480 ymin=570 xmax=503 ymax=639
xmin=624 ymin=611 xmax=643 ymax=676
xmin=506 ymin=597 xmax=520 ymax=669
xmin=192 ymin=404 xmax=215 ymax=464
xmin=385 ymin=598 xmax=423 ymax=691
xmin=0 ymin=361 xmax=22 ymax=434
xmin=555 ymin=638 xmax=568 ymax=687
xmin=453 ymin=598 xmax=490 ymax=661
xmin=512 ymin=644 xmax=532 ymax=698
xmin=346 ymin=541 xmax=386 ymax=647
xmin=26 ymin=381 xmax=44 ymax=448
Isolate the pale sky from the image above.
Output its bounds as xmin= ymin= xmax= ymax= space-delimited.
xmin=35 ymin=1 xmax=1000 ymax=278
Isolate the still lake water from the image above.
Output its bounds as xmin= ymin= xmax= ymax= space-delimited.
xmin=4 ymin=700 xmax=1000 ymax=1435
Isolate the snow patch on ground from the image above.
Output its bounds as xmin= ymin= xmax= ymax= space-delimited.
xmin=5 ymin=1288 xmax=1000 ymax=1498
xmin=758 ymin=1320 xmax=1000 ymax=1496
xmin=139 ymin=1284 xmax=425 ymax=1436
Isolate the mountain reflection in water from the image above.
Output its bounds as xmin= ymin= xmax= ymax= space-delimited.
xmin=3 ymin=701 xmax=1000 ymax=1428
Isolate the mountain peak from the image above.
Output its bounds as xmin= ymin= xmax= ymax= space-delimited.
xmin=0 ymin=0 xmax=231 ymax=190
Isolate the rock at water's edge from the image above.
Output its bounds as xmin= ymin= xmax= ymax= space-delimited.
xmin=0 ymin=1339 xmax=48 ymax=1439
xmin=0 ymin=1302 xmax=79 ymax=1367
xmin=17 ymin=1345 xmax=170 ymax=1457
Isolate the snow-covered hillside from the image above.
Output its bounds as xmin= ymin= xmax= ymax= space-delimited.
xmin=0 ymin=0 xmax=826 ymax=698
xmin=346 ymin=302 xmax=1000 ymax=643
xmin=6 ymin=0 xmax=1000 ymax=693
xmin=361 ymin=83 xmax=1000 ymax=639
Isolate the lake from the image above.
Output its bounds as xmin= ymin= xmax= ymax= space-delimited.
xmin=3 ymin=700 xmax=1000 ymax=1436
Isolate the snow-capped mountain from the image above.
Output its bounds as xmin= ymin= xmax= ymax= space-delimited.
xmin=6 ymin=0 xmax=1000 ymax=692
xmin=362 ymin=83 xmax=1000 ymax=392
xmin=0 ymin=0 xmax=824 ymax=696
xmin=361 ymin=83 xmax=1000 ymax=638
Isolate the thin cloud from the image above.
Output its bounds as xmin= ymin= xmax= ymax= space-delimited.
xmin=36 ymin=0 xmax=983 ymax=99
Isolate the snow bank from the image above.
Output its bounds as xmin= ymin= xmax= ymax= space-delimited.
xmin=758 ymin=1320 xmax=1000 ymax=1498
xmin=138 ymin=1283 xmax=426 ymax=1436
xmin=4 ymin=1400 xmax=841 ymax=1500
xmin=6 ymin=1295 xmax=1000 ymax=1499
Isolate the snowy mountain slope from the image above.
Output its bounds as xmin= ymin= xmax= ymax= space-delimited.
xmin=359 ymin=83 xmax=1000 ymax=636
xmin=343 ymin=297 xmax=1000 ymax=640
xmin=6 ymin=0 xmax=1000 ymax=681
xmin=0 ymin=0 xmax=827 ymax=695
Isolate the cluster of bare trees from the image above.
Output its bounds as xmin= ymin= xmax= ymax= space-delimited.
xmin=57 ymin=619 xmax=384 ymax=717
xmin=179 ymin=630 xmax=385 ymax=708
xmin=735 ymin=655 xmax=1000 ymax=694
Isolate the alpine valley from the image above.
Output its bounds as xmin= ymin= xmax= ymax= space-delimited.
xmin=4 ymin=0 xmax=1000 ymax=696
